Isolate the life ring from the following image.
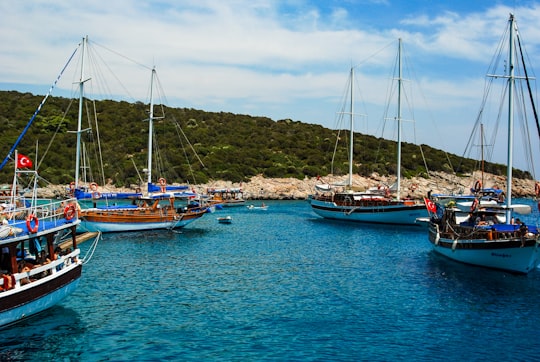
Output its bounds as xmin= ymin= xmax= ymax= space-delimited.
xmin=535 ymin=182 xmax=540 ymax=197
xmin=158 ymin=178 xmax=167 ymax=186
xmin=474 ymin=180 xmax=482 ymax=191
xmin=470 ymin=198 xmax=479 ymax=212
xmin=92 ymin=191 xmax=101 ymax=199
xmin=64 ymin=204 xmax=76 ymax=220
xmin=26 ymin=214 xmax=39 ymax=233
xmin=89 ymin=182 xmax=98 ymax=191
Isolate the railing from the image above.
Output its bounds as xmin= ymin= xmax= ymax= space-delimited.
xmin=1 ymin=197 xmax=79 ymax=239
xmin=0 ymin=248 xmax=81 ymax=291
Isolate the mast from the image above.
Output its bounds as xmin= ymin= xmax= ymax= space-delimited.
xmin=74 ymin=36 xmax=88 ymax=189
xmin=480 ymin=123 xmax=485 ymax=188
xmin=147 ymin=68 xmax=156 ymax=187
xmin=396 ymin=38 xmax=403 ymax=200
xmin=505 ymin=14 xmax=515 ymax=223
xmin=348 ymin=67 xmax=354 ymax=188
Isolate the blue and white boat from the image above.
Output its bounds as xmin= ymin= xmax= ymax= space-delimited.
xmin=427 ymin=14 xmax=540 ymax=274
xmin=0 ymin=152 xmax=98 ymax=328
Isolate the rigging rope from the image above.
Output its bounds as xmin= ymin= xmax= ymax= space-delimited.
xmin=516 ymin=33 xmax=540 ymax=140
xmin=0 ymin=45 xmax=80 ymax=171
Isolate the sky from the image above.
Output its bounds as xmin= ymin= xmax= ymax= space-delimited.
xmin=1 ymin=0 xmax=540 ymax=175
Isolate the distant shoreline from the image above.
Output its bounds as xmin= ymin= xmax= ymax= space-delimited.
xmin=38 ymin=171 xmax=538 ymax=200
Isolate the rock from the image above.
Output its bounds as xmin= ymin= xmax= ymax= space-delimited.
xmin=36 ymin=171 xmax=538 ymax=200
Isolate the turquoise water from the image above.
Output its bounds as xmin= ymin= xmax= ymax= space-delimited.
xmin=2 ymin=200 xmax=540 ymax=361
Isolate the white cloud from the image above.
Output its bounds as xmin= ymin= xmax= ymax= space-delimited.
xmin=1 ymin=0 xmax=539 ymax=170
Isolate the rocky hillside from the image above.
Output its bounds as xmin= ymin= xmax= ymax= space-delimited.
xmin=39 ymin=171 xmax=537 ymax=200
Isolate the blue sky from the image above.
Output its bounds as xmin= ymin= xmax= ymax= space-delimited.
xmin=1 ymin=0 xmax=539 ymax=173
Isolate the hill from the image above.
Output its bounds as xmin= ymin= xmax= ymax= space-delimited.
xmin=0 ymin=90 xmax=530 ymax=188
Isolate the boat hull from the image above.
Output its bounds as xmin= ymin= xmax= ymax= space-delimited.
xmin=308 ymin=197 xmax=427 ymax=226
xmin=428 ymin=223 xmax=540 ymax=274
xmin=0 ymin=264 xmax=82 ymax=328
xmin=79 ymin=209 xmax=206 ymax=233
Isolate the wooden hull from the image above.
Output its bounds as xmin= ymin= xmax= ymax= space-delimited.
xmin=79 ymin=207 xmax=206 ymax=233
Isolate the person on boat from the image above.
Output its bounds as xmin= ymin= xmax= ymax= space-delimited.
xmin=475 ymin=214 xmax=488 ymax=226
xmin=0 ymin=204 xmax=9 ymax=224
xmin=518 ymin=219 xmax=528 ymax=247
xmin=17 ymin=260 xmax=33 ymax=285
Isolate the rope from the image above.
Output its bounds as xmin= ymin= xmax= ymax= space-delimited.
xmin=82 ymin=231 xmax=102 ymax=264
xmin=167 ymin=214 xmax=185 ymax=232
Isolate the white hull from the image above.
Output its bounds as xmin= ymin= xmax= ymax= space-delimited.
xmin=428 ymin=224 xmax=540 ymax=273
xmin=0 ymin=275 xmax=80 ymax=328
xmin=309 ymin=198 xmax=427 ymax=226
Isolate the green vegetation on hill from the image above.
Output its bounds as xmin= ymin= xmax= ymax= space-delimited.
xmin=0 ymin=90 xmax=529 ymax=187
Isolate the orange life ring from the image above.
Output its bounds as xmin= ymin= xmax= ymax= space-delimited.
xmin=158 ymin=178 xmax=167 ymax=186
xmin=90 ymin=182 xmax=98 ymax=191
xmin=474 ymin=180 xmax=482 ymax=191
xmin=64 ymin=204 xmax=76 ymax=220
xmin=535 ymin=182 xmax=540 ymax=197
xmin=470 ymin=198 xmax=479 ymax=212
xmin=92 ymin=191 xmax=101 ymax=199
xmin=26 ymin=214 xmax=39 ymax=233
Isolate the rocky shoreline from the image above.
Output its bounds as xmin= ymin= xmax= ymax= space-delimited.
xmin=39 ymin=171 xmax=538 ymax=200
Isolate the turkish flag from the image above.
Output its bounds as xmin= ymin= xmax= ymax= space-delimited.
xmin=423 ymin=197 xmax=437 ymax=213
xmin=17 ymin=154 xmax=33 ymax=169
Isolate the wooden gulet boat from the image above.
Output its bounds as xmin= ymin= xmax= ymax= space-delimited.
xmin=68 ymin=41 xmax=206 ymax=232
xmin=79 ymin=194 xmax=206 ymax=232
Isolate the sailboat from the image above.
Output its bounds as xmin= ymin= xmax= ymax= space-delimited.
xmin=427 ymin=14 xmax=540 ymax=274
xmin=429 ymin=124 xmax=506 ymax=214
xmin=308 ymin=39 xmax=428 ymax=226
xmin=0 ymin=152 xmax=96 ymax=328
xmin=71 ymin=39 xmax=206 ymax=232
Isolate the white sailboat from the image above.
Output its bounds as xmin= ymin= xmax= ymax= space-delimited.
xmin=427 ymin=14 xmax=540 ymax=274
xmin=308 ymin=39 xmax=428 ymax=226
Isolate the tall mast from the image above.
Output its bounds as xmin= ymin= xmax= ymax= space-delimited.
xmin=74 ymin=36 xmax=88 ymax=189
xmin=505 ymin=14 xmax=515 ymax=223
xmin=147 ymin=68 xmax=156 ymax=186
xmin=396 ymin=38 xmax=403 ymax=200
xmin=348 ymin=67 xmax=354 ymax=188
xmin=480 ymin=123 xmax=485 ymax=188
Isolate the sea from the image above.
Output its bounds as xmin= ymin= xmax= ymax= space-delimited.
xmin=2 ymin=199 xmax=540 ymax=361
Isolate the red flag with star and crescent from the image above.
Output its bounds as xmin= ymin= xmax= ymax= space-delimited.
xmin=423 ymin=197 xmax=437 ymax=213
xmin=17 ymin=154 xmax=33 ymax=169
